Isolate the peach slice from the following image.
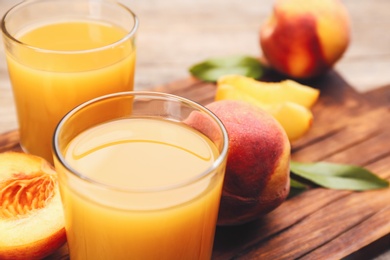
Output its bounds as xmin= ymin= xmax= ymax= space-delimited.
xmin=269 ymin=102 xmax=313 ymax=141
xmin=217 ymin=74 xmax=320 ymax=108
xmin=0 ymin=152 xmax=66 ymax=260
xmin=215 ymin=82 xmax=314 ymax=141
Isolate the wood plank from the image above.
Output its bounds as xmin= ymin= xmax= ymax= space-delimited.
xmin=292 ymin=106 xmax=390 ymax=162
xmin=212 ymin=188 xmax=352 ymax=260
xmin=0 ymin=130 xmax=20 ymax=153
xmin=0 ymin=72 xmax=389 ymax=259
xmin=212 ymin=147 xmax=389 ymax=259
xmin=300 ymin=202 xmax=390 ymax=260
xmin=236 ymin=186 xmax=390 ymax=260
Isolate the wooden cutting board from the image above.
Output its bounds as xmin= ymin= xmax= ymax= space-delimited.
xmin=1 ymin=71 xmax=389 ymax=259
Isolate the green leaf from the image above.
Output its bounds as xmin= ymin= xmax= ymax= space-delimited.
xmin=290 ymin=161 xmax=389 ymax=191
xmin=290 ymin=178 xmax=308 ymax=189
xmin=189 ymin=55 xmax=264 ymax=82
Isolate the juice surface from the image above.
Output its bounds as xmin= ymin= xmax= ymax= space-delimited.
xmin=19 ymin=22 xmax=126 ymax=51
xmin=66 ymin=118 xmax=216 ymax=191
xmin=59 ymin=118 xmax=224 ymax=260
xmin=6 ymin=21 xmax=136 ymax=162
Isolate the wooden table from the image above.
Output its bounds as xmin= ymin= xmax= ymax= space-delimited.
xmin=1 ymin=0 xmax=389 ymax=259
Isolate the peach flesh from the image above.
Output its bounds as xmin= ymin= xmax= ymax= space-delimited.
xmin=0 ymin=152 xmax=66 ymax=260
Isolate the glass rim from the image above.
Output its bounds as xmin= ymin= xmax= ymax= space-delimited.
xmin=53 ymin=91 xmax=229 ymax=193
xmin=0 ymin=0 xmax=139 ymax=55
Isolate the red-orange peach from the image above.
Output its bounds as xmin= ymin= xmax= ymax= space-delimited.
xmin=260 ymin=0 xmax=351 ymax=79
xmin=206 ymin=100 xmax=290 ymax=225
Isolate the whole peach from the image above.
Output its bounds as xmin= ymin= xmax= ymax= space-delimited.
xmin=260 ymin=0 xmax=351 ymax=79
xmin=206 ymin=100 xmax=291 ymax=225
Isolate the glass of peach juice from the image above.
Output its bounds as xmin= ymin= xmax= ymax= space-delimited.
xmin=52 ymin=91 xmax=229 ymax=260
xmin=1 ymin=0 xmax=138 ymax=163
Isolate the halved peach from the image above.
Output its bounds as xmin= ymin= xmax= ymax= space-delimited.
xmin=0 ymin=152 xmax=66 ymax=260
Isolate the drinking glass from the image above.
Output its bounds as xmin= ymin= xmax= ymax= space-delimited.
xmin=1 ymin=0 xmax=138 ymax=162
xmin=53 ymin=91 xmax=229 ymax=260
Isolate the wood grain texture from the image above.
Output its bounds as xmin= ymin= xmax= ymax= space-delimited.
xmin=1 ymin=72 xmax=389 ymax=259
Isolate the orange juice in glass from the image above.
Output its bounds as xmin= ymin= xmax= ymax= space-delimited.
xmin=53 ymin=92 xmax=229 ymax=260
xmin=1 ymin=0 xmax=138 ymax=162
